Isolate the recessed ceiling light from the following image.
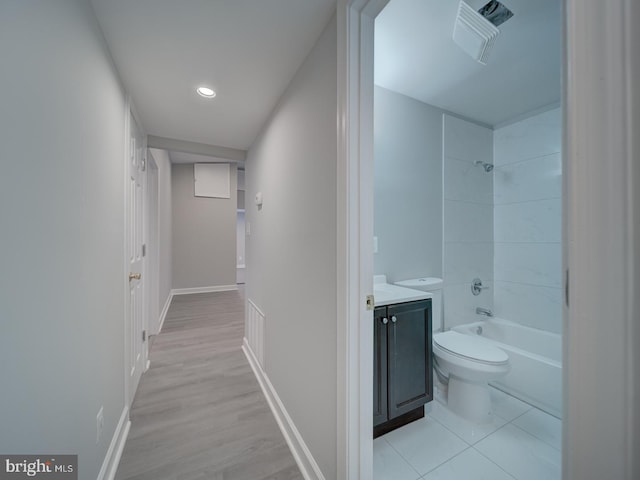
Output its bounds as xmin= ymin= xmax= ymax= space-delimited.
xmin=196 ymin=86 xmax=216 ymax=98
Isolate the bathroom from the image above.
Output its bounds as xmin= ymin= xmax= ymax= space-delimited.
xmin=372 ymin=0 xmax=562 ymax=479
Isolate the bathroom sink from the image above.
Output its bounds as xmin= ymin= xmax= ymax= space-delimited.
xmin=373 ymin=282 xmax=431 ymax=307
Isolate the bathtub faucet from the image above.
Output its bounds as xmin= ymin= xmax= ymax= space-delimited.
xmin=476 ymin=307 xmax=493 ymax=318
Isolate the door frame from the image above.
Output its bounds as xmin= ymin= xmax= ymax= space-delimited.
xmin=146 ymin=151 xmax=160 ymax=338
xmin=337 ymin=0 xmax=640 ymax=479
xmin=336 ymin=1 xmax=388 ymax=479
xmin=562 ymin=0 xmax=640 ymax=478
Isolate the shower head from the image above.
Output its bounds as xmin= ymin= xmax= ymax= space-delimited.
xmin=474 ymin=160 xmax=494 ymax=173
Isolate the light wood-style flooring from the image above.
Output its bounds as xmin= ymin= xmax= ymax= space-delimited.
xmin=115 ymin=289 xmax=302 ymax=480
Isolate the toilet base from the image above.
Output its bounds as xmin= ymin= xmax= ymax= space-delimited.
xmin=447 ymin=375 xmax=494 ymax=424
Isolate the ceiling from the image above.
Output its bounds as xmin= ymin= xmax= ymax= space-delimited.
xmin=375 ymin=0 xmax=561 ymax=127
xmin=90 ymin=0 xmax=336 ymax=152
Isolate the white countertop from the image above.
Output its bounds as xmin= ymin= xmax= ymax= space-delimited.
xmin=373 ymin=283 xmax=432 ymax=307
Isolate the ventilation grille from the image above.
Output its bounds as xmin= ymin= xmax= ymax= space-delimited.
xmin=453 ymin=0 xmax=500 ymax=65
xmin=246 ymin=299 xmax=265 ymax=369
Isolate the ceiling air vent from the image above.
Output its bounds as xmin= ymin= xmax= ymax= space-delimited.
xmin=452 ymin=1 xmax=499 ymax=65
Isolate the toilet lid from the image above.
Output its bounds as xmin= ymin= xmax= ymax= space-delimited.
xmin=434 ymin=331 xmax=508 ymax=364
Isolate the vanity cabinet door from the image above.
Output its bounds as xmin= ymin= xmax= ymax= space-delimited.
xmin=387 ymin=300 xmax=432 ymax=419
xmin=373 ymin=306 xmax=388 ymax=427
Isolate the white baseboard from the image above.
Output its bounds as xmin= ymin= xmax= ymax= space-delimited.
xmin=171 ymin=285 xmax=238 ymax=296
xmin=242 ymin=340 xmax=325 ymax=480
xmin=97 ymin=406 xmax=131 ymax=480
xmin=157 ymin=292 xmax=173 ymax=333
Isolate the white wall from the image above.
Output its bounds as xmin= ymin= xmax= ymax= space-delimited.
xmin=442 ymin=115 xmax=494 ymax=328
xmin=493 ymin=107 xmax=562 ymax=333
xmin=245 ymin=15 xmax=337 ymax=478
xmin=374 ymin=86 xmax=443 ymax=282
xmin=149 ymin=148 xmax=173 ymax=315
xmin=0 ymin=0 xmax=126 ymax=477
xmin=171 ymin=163 xmax=237 ymax=290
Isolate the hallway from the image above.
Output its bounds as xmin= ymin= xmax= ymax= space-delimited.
xmin=115 ymin=290 xmax=302 ymax=480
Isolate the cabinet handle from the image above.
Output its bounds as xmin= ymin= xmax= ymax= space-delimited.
xmin=391 ymin=316 xmax=397 ymax=323
xmin=382 ymin=317 xmax=388 ymax=325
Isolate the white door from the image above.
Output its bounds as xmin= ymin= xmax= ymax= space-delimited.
xmin=127 ymin=113 xmax=146 ymax=403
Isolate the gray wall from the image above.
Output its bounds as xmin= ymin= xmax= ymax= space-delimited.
xmin=172 ymin=163 xmax=237 ymax=289
xmin=149 ymin=148 xmax=173 ymax=312
xmin=374 ymin=86 xmax=443 ymax=283
xmin=246 ymin=16 xmax=337 ymax=478
xmin=0 ymin=0 xmax=126 ymax=477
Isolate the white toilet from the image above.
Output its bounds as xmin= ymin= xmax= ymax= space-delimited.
xmin=394 ymin=278 xmax=510 ymax=424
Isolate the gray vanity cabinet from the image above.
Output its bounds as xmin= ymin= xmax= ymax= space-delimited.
xmin=374 ymin=299 xmax=432 ymax=437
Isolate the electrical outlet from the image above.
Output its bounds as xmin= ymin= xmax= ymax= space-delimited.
xmin=96 ymin=407 xmax=104 ymax=444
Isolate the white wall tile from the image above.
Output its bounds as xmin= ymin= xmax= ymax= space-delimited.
xmin=444 ymin=201 xmax=493 ymax=243
xmin=444 ymin=114 xmax=493 ymax=162
xmin=494 ymin=199 xmax=561 ymax=243
xmin=443 ymin=114 xmax=494 ymax=331
xmin=493 ymin=107 xmax=562 ymax=334
xmin=493 ymin=281 xmax=562 ymax=333
xmin=494 ymin=153 xmax=561 ymax=205
xmin=494 ymin=243 xmax=561 ymax=288
xmin=444 ymin=156 xmax=493 ymax=204
xmin=494 ymin=108 xmax=561 ymax=166
xmin=443 ymin=282 xmax=493 ymax=329
xmin=444 ymin=242 xmax=493 ymax=285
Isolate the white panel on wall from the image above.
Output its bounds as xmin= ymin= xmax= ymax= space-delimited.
xmin=444 ymin=200 xmax=494 ymax=243
xmin=494 ymin=199 xmax=561 ymax=244
xmin=443 ymin=282 xmax=494 ymax=328
xmin=493 ymin=281 xmax=563 ymax=333
xmin=444 ymin=156 xmax=493 ymax=204
xmin=442 ymin=114 xmax=494 ymax=329
xmin=194 ymin=163 xmax=230 ymax=198
xmin=444 ymin=242 xmax=493 ymax=285
xmin=493 ymin=153 xmax=561 ymax=204
xmin=493 ymin=108 xmax=561 ymax=166
xmin=493 ymin=107 xmax=562 ymax=333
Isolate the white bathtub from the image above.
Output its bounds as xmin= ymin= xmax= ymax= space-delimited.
xmin=453 ymin=318 xmax=562 ymax=418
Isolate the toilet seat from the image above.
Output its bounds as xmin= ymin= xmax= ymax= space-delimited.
xmin=434 ymin=331 xmax=508 ymax=366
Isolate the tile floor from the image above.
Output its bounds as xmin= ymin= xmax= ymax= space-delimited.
xmin=374 ymin=388 xmax=561 ymax=480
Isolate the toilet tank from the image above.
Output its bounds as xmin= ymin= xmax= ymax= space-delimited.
xmin=394 ymin=278 xmax=443 ymax=333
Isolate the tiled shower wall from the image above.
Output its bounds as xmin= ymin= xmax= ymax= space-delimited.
xmin=493 ymin=108 xmax=562 ymax=333
xmin=442 ymin=115 xmax=494 ymax=329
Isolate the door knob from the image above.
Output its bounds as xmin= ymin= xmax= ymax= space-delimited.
xmin=129 ymin=272 xmax=141 ymax=281
xmin=382 ymin=317 xmax=389 ymax=325
xmin=391 ymin=316 xmax=397 ymax=323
